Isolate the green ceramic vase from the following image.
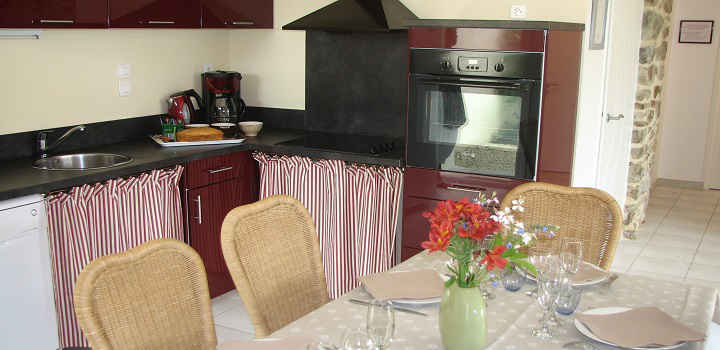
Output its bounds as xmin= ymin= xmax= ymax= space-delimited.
xmin=439 ymin=283 xmax=488 ymax=350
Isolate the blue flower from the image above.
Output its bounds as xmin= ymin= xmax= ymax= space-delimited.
xmin=492 ymin=281 xmax=499 ymax=288
xmin=506 ymin=242 xmax=513 ymax=249
xmin=542 ymin=226 xmax=548 ymax=232
xmin=516 ymin=228 xmax=524 ymax=234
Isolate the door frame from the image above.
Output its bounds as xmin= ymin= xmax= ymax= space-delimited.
xmin=703 ymin=43 xmax=720 ymax=189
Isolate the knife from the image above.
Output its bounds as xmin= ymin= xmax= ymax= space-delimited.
xmin=348 ymin=298 xmax=428 ymax=316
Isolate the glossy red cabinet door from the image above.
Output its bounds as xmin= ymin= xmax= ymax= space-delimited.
xmin=33 ymin=0 xmax=108 ymax=28
xmin=110 ymin=0 xmax=201 ymax=28
xmin=1 ymin=0 xmax=107 ymax=28
xmin=0 ymin=0 xmax=35 ymax=27
xmin=202 ymin=0 xmax=272 ymax=28
xmin=401 ymin=196 xmax=440 ymax=261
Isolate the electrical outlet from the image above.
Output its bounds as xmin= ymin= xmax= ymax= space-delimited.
xmin=510 ymin=5 xmax=528 ymax=19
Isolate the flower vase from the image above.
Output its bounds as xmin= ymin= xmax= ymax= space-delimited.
xmin=439 ymin=283 xmax=488 ymax=350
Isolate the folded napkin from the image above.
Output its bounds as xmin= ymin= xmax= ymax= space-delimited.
xmin=218 ymin=336 xmax=315 ymax=350
xmin=576 ymin=307 xmax=706 ymax=348
xmin=571 ymin=262 xmax=608 ymax=284
xmin=359 ymin=269 xmax=445 ymax=301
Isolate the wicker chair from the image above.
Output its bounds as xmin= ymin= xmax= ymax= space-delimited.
xmin=221 ymin=195 xmax=330 ymax=338
xmin=500 ymin=182 xmax=623 ymax=270
xmin=73 ymin=239 xmax=217 ymax=350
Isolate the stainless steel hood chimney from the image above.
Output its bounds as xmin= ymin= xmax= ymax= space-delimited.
xmin=282 ymin=0 xmax=418 ymax=32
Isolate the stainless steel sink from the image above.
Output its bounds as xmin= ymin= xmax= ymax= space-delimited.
xmin=34 ymin=153 xmax=133 ymax=170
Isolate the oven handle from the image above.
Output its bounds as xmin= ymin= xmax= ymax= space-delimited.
xmin=435 ymin=81 xmax=529 ymax=90
xmin=442 ymin=183 xmax=488 ymax=194
xmin=412 ymin=74 xmax=536 ymax=90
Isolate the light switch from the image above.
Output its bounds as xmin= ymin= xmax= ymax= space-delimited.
xmin=510 ymin=5 xmax=528 ymax=19
xmin=116 ymin=64 xmax=131 ymax=78
xmin=118 ymin=79 xmax=131 ymax=97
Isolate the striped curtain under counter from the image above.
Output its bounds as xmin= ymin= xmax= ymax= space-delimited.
xmin=253 ymin=153 xmax=403 ymax=299
xmin=45 ymin=166 xmax=185 ymax=348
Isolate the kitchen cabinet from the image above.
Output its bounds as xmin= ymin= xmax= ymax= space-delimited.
xmin=184 ymin=151 xmax=258 ymax=297
xmin=110 ymin=0 xmax=201 ymax=28
xmin=401 ymin=167 xmax=527 ymax=261
xmin=0 ymin=0 xmax=107 ymax=28
xmin=202 ymin=0 xmax=272 ymax=28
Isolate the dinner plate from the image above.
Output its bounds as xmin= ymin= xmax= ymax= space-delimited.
xmin=574 ymin=307 xmax=686 ymax=350
xmin=518 ymin=261 xmax=609 ymax=287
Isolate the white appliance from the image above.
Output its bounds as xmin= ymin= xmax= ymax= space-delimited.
xmin=0 ymin=194 xmax=59 ymax=349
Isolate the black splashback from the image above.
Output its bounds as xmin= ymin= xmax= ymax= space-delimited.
xmin=305 ymin=30 xmax=408 ymax=138
xmin=0 ymin=115 xmax=162 ymax=162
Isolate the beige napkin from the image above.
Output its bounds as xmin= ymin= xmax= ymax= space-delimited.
xmin=218 ymin=336 xmax=314 ymax=350
xmin=571 ymin=262 xmax=608 ymax=284
xmin=359 ymin=269 xmax=445 ymax=301
xmin=576 ymin=307 xmax=706 ymax=348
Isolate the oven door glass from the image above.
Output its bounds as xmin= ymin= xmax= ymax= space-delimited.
xmin=407 ymin=74 xmax=541 ymax=180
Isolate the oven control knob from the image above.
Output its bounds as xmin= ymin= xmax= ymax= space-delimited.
xmin=440 ymin=60 xmax=452 ymax=71
xmin=494 ymin=63 xmax=505 ymax=72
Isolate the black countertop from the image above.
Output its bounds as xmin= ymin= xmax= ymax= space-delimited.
xmin=0 ymin=128 xmax=404 ymax=201
xmin=404 ymin=19 xmax=585 ymax=31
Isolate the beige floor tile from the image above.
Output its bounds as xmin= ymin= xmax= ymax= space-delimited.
xmin=700 ymin=234 xmax=720 ymax=245
xmin=655 ymin=224 xmax=706 ymax=238
xmin=691 ymin=252 xmax=720 ymax=267
xmin=677 ymin=195 xmax=719 ymax=204
xmin=212 ymin=292 xmax=241 ymax=316
xmin=625 ymin=268 xmax=686 ymax=282
xmin=697 ymin=241 xmax=720 ymax=254
xmin=609 ymin=254 xmax=636 ymax=273
xmin=215 ymin=325 xmax=253 ymax=343
xmin=686 ymin=263 xmax=720 ymax=282
xmin=645 ymin=207 xmax=671 ymax=218
xmin=640 ymin=245 xmax=696 ymax=263
xmin=215 ymin=306 xmax=255 ymax=333
xmin=649 ymin=233 xmax=702 ymax=249
xmin=630 ymin=255 xmax=690 ymax=277
xmin=684 ymin=278 xmax=720 ymax=291
xmin=616 ymin=240 xmax=646 ymax=255
xmin=669 ymin=206 xmax=716 ymax=216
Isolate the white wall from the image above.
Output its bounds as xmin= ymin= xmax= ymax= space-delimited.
xmin=658 ymin=0 xmax=720 ymax=182
xmin=0 ymin=30 xmax=229 ymax=135
xmin=229 ymin=0 xmax=588 ymax=109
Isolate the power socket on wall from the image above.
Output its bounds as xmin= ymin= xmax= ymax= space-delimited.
xmin=510 ymin=5 xmax=528 ymax=19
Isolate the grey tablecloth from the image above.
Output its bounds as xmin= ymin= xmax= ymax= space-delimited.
xmin=272 ymin=250 xmax=718 ymax=350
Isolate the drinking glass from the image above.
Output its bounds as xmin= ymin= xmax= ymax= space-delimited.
xmin=555 ymin=282 xmax=583 ymax=317
xmin=341 ymin=328 xmax=371 ymax=350
xmin=560 ymin=238 xmax=583 ymax=275
xmin=531 ymin=257 xmax=561 ymax=339
xmin=366 ymin=300 xmax=395 ymax=349
xmin=501 ymin=266 xmax=524 ymax=292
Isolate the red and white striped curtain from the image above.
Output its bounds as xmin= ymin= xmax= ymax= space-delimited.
xmin=253 ymin=153 xmax=403 ymax=299
xmin=45 ymin=166 xmax=185 ymax=348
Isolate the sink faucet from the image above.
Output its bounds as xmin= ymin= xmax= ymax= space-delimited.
xmin=38 ymin=125 xmax=86 ymax=158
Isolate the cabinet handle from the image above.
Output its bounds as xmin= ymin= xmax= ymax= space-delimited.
xmin=193 ymin=195 xmax=202 ymax=224
xmin=40 ymin=19 xmax=75 ymax=24
xmin=208 ymin=166 xmax=233 ymax=174
xmin=228 ymin=20 xmax=254 ymax=26
xmin=146 ymin=21 xmax=176 ymax=25
xmin=444 ymin=185 xmax=487 ymax=194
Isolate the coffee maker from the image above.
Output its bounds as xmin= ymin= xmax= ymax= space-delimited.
xmin=202 ymin=71 xmax=246 ymax=124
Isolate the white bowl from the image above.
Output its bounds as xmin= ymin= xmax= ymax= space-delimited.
xmin=238 ymin=121 xmax=263 ymax=136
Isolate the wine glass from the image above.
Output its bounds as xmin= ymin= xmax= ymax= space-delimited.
xmin=531 ymin=257 xmax=561 ymax=339
xmin=341 ymin=328 xmax=371 ymax=350
xmin=366 ymin=300 xmax=395 ymax=349
xmin=560 ymin=237 xmax=583 ymax=275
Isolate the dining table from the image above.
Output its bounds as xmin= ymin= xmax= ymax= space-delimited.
xmin=270 ymin=250 xmax=720 ymax=350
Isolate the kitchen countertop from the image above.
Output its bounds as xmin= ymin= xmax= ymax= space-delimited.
xmin=0 ymin=128 xmax=404 ymax=201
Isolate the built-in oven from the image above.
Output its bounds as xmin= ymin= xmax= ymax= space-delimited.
xmin=407 ymin=49 xmax=544 ymax=181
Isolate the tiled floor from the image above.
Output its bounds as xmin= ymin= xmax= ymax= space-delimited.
xmin=211 ymin=184 xmax=720 ymax=343
xmin=610 ymin=185 xmax=720 ymax=290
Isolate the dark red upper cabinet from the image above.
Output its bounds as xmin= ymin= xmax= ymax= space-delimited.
xmin=201 ymin=0 xmax=272 ymax=28
xmin=1 ymin=0 xmax=107 ymax=28
xmin=109 ymin=0 xmax=201 ymax=28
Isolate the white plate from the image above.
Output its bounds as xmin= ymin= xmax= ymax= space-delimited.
xmin=574 ymin=307 xmax=686 ymax=350
xmin=518 ymin=261 xmax=609 ymax=287
xmin=185 ymin=123 xmax=209 ymax=128
xmin=391 ymin=296 xmax=441 ymax=305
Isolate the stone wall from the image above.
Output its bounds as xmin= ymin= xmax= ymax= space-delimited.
xmin=625 ymin=0 xmax=673 ymax=234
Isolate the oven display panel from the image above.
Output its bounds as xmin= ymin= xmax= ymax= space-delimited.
xmin=458 ymin=57 xmax=488 ymax=72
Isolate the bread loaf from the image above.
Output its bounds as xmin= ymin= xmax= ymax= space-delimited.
xmin=176 ymin=127 xmax=224 ymax=142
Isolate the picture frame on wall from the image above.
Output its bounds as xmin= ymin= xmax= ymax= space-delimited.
xmin=589 ymin=0 xmax=610 ymax=50
xmin=679 ymin=20 xmax=714 ymax=44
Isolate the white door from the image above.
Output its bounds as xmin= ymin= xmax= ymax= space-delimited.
xmin=595 ymin=0 xmax=644 ymax=209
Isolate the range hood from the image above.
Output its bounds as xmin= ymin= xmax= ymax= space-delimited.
xmin=282 ymin=0 xmax=418 ymax=32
